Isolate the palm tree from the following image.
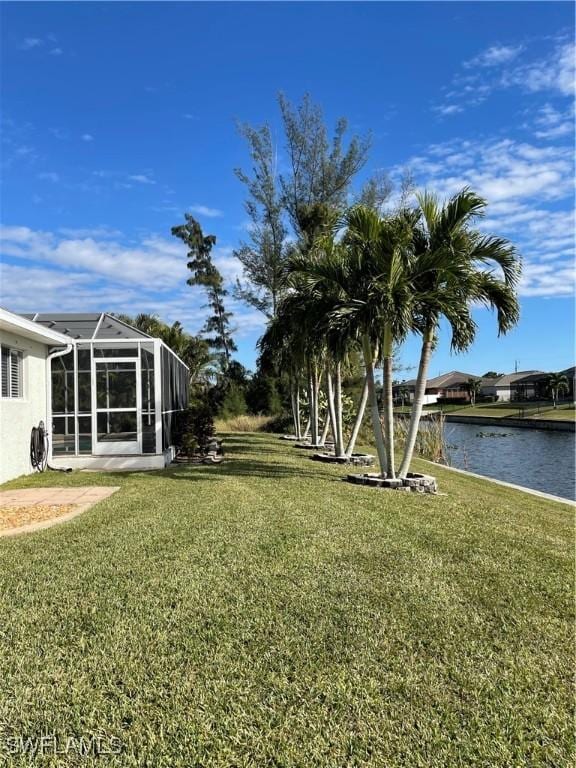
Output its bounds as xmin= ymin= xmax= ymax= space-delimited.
xmin=397 ymin=188 xmax=521 ymax=478
xmin=115 ymin=313 xmax=214 ymax=389
xmin=466 ymin=377 xmax=482 ymax=406
xmin=548 ymin=372 xmax=569 ymax=409
xmin=290 ymin=206 xmax=414 ymax=477
xmin=398 ymin=385 xmax=410 ymax=410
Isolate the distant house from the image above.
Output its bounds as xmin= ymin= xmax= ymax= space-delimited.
xmin=479 ymin=371 xmax=544 ymax=402
xmin=560 ymin=367 xmax=576 ymax=401
xmin=393 ymin=370 xmax=475 ymax=405
xmin=509 ymin=367 xmax=575 ymax=402
xmin=393 ymin=366 xmax=575 ymax=407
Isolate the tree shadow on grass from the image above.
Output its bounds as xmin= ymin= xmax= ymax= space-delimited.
xmin=140 ymin=433 xmax=345 ymax=484
xmin=151 ymin=456 xmax=342 ymax=483
xmin=6 ymin=433 xmax=346 ymax=488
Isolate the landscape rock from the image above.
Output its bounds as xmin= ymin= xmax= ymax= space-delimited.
xmin=345 ymin=471 xmax=438 ymax=493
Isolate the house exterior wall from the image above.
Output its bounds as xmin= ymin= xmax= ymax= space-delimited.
xmin=0 ymin=329 xmax=48 ymax=484
xmin=480 ymin=384 xmax=511 ymax=401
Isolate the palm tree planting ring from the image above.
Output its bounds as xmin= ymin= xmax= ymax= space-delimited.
xmin=346 ymin=472 xmax=438 ymax=493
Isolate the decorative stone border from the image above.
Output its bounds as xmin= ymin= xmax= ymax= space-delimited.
xmin=346 ymin=472 xmax=438 ymax=493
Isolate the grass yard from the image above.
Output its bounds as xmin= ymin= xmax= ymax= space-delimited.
xmin=530 ymin=408 xmax=576 ymax=421
xmin=0 ymin=433 xmax=573 ymax=766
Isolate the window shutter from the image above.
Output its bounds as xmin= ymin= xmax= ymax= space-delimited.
xmin=10 ymin=350 xmax=22 ymax=398
xmin=1 ymin=348 xmax=23 ymax=398
xmin=1 ymin=348 xmax=8 ymax=397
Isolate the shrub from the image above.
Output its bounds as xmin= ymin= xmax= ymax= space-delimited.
xmin=436 ymin=397 xmax=469 ymax=406
xmin=246 ymin=373 xmax=283 ymax=416
xmin=219 ymin=383 xmax=248 ymax=419
xmin=173 ymin=403 xmax=215 ymax=455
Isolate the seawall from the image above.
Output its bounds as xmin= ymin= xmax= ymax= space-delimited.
xmin=444 ymin=414 xmax=575 ymax=432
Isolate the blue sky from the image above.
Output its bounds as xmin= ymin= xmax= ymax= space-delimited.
xmin=1 ymin=1 xmax=574 ymax=377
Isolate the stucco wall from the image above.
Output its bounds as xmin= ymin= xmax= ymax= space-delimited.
xmin=481 ymin=385 xmax=511 ymax=402
xmin=0 ymin=329 xmax=49 ymax=484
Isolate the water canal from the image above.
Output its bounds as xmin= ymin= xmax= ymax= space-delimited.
xmin=444 ymin=422 xmax=575 ymax=501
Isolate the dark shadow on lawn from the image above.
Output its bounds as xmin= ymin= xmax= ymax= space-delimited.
xmin=151 ymin=456 xmax=340 ymax=483
xmin=143 ymin=433 xmax=345 ymax=483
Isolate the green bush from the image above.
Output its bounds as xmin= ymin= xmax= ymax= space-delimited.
xmin=174 ymin=403 xmax=215 ymax=455
xmin=219 ymin=383 xmax=248 ymax=419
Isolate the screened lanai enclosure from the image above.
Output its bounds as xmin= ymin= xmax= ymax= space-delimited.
xmin=26 ymin=313 xmax=189 ymax=470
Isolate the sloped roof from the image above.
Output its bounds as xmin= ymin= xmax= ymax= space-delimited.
xmin=398 ymin=367 xmax=574 ymax=391
xmin=483 ymin=370 xmax=542 ymax=387
xmin=21 ymin=313 xmax=151 ymax=341
xmin=511 ymin=370 xmax=549 ymax=385
xmin=399 ymin=370 xmax=476 ymax=389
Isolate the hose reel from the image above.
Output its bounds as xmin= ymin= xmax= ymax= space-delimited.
xmin=30 ymin=421 xmax=72 ymax=473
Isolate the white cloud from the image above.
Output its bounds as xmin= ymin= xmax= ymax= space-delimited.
xmin=399 ymin=135 xmax=575 ymax=299
xmin=0 ymin=226 xmax=261 ymax=339
xmin=20 ymin=38 xmax=42 ymax=50
xmin=58 ymin=226 xmax=121 ymax=239
xmin=0 ymin=226 xmax=184 ymax=290
xmin=533 ymin=104 xmax=574 ymax=139
xmin=518 ymin=261 xmax=575 ymax=297
xmin=435 ymin=39 xmax=575 ymax=116
xmin=465 ymin=44 xmax=524 ymax=69
xmin=128 ymin=174 xmax=156 ymax=185
xmin=49 ymin=127 xmax=69 ymax=140
xmin=188 ymin=204 xmax=223 ymax=218
xmin=505 ymin=41 xmax=575 ymax=97
xmin=407 ymin=138 xmax=573 ymax=204
xmin=434 ymin=104 xmax=464 ymax=117
xmin=20 ymin=37 xmax=63 ymax=55
xmin=81 ymin=134 xmax=94 ymax=142
xmin=37 ymin=171 xmax=60 ymax=183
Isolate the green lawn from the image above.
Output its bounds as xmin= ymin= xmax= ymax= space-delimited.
xmin=530 ymin=408 xmax=576 ymax=421
xmin=0 ymin=433 xmax=573 ymax=766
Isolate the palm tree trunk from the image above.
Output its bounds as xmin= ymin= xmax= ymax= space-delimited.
xmin=290 ymin=384 xmax=298 ymax=437
xmin=346 ymin=375 xmax=369 ymax=456
xmin=319 ymin=415 xmax=330 ymax=446
xmin=303 ymin=417 xmax=310 ymax=439
xmin=325 ymin=366 xmax=338 ymax=456
xmin=334 ymin=361 xmax=345 ymax=457
xmin=382 ymin=324 xmax=395 ymax=478
xmin=295 ymin=382 xmax=302 ymax=439
xmin=308 ymin=361 xmax=320 ymax=445
xmin=362 ymin=333 xmax=387 ymax=477
xmin=398 ymin=327 xmax=434 ymax=478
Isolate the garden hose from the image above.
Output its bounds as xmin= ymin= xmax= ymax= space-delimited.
xmin=30 ymin=421 xmax=72 ymax=473
xmin=30 ymin=421 xmax=48 ymax=472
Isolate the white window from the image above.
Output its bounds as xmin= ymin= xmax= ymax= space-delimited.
xmin=1 ymin=347 xmax=23 ymax=398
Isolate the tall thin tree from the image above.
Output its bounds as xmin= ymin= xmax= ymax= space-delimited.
xmin=172 ymin=214 xmax=237 ymax=370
